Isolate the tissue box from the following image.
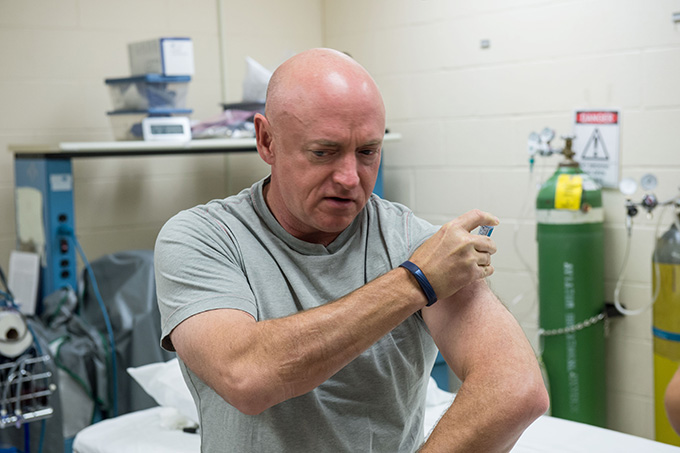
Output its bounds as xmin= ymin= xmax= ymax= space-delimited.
xmin=107 ymin=109 xmax=192 ymax=141
xmin=105 ymin=74 xmax=190 ymax=111
xmin=128 ymin=37 xmax=194 ymax=76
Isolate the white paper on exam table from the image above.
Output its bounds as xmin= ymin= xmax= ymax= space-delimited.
xmin=73 ymin=362 xmax=680 ymax=453
xmin=74 ymin=404 xmax=680 ymax=453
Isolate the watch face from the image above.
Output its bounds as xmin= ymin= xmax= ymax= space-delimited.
xmin=640 ymin=173 xmax=658 ymax=191
xmin=619 ymin=178 xmax=637 ymax=196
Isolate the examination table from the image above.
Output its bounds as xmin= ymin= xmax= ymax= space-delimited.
xmin=73 ymin=359 xmax=680 ymax=452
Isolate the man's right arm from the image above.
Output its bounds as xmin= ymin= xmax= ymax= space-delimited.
xmin=168 ymin=209 xmax=498 ymax=415
xmin=171 ymin=266 xmax=426 ymax=415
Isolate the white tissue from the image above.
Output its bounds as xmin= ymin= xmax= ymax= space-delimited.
xmin=242 ymin=56 xmax=272 ymax=102
xmin=0 ymin=309 xmax=33 ymax=358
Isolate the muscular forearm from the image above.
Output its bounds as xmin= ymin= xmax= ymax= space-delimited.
xmin=419 ymin=366 xmax=547 ymax=452
xmin=420 ymin=282 xmax=549 ymax=452
xmin=173 ymin=266 xmax=427 ymax=414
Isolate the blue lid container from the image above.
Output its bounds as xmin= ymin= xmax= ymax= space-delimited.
xmin=105 ymin=74 xmax=191 ymax=111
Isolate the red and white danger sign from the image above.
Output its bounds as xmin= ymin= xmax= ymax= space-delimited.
xmin=573 ymin=109 xmax=620 ymax=188
xmin=576 ymin=111 xmax=618 ymax=124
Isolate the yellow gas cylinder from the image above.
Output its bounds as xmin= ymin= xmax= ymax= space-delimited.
xmin=653 ymin=212 xmax=680 ymax=445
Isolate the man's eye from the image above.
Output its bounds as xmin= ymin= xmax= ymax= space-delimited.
xmin=360 ymin=148 xmax=380 ymax=157
xmin=312 ymin=150 xmax=328 ymax=157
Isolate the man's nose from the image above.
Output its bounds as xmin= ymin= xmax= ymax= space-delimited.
xmin=333 ymin=153 xmax=360 ymax=188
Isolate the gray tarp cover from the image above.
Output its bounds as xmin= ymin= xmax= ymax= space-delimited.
xmin=79 ymin=249 xmax=174 ymax=415
xmin=1 ymin=249 xmax=172 ymax=453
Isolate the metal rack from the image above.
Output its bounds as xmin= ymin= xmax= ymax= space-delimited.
xmin=0 ymin=354 xmax=55 ymax=429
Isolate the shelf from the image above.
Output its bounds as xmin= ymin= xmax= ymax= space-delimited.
xmin=9 ymin=133 xmax=402 ymax=159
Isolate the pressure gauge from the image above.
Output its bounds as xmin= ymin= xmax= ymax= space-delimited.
xmin=142 ymin=116 xmax=192 ymax=141
xmin=641 ymin=173 xmax=658 ymax=191
xmin=619 ymin=178 xmax=637 ymax=196
xmin=540 ymin=127 xmax=555 ymax=144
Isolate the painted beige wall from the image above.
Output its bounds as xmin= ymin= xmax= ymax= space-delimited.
xmin=219 ymin=0 xmax=324 ymax=192
xmin=2 ymin=0 xmax=679 ymax=443
xmin=0 ymin=0 xmax=322 ymax=267
xmin=324 ymin=0 xmax=680 ymax=441
xmin=0 ymin=0 xmax=226 ymax=267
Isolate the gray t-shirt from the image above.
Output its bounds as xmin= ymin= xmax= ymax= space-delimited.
xmin=155 ymin=177 xmax=439 ymax=452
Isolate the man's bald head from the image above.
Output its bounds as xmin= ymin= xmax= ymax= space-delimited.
xmin=252 ymin=48 xmax=386 ymax=245
xmin=264 ymin=48 xmax=385 ymax=128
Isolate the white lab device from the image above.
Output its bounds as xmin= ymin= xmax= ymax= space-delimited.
xmin=142 ymin=117 xmax=191 ymax=141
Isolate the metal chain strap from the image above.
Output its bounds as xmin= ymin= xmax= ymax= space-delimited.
xmin=539 ymin=312 xmax=606 ymax=337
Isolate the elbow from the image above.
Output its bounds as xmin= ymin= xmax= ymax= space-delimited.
xmin=513 ymin=370 xmax=550 ymax=424
xmin=214 ymin=366 xmax=278 ymax=416
xmin=219 ymin=381 xmax=274 ymax=416
xmin=527 ymin=377 xmax=551 ymax=420
xmin=229 ymin=394 xmax=270 ymax=416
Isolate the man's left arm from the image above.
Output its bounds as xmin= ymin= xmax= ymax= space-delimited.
xmin=419 ymin=280 xmax=550 ymax=452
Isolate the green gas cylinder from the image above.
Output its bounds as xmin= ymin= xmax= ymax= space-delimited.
xmin=536 ymin=137 xmax=606 ymax=427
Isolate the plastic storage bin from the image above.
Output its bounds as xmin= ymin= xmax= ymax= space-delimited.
xmin=107 ymin=109 xmax=192 ymax=141
xmin=128 ymin=37 xmax=195 ymax=76
xmin=105 ymin=74 xmax=190 ymax=111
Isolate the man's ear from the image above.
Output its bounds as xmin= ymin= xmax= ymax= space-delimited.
xmin=254 ymin=113 xmax=275 ymax=165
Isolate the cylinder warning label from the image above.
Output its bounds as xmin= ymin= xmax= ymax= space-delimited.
xmin=555 ymin=174 xmax=583 ymax=210
xmin=573 ymin=109 xmax=620 ymax=188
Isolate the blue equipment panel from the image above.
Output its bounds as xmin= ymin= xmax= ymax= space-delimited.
xmin=14 ymin=157 xmax=78 ymax=306
xmin=431 ymin=352 xmax=450 ymax=391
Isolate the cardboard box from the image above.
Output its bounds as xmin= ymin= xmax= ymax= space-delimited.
xmin=128 ymin=37 xmax=194 ymax=76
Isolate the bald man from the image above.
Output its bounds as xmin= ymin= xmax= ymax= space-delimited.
xmin=155 ymin=48 xmax=548 ymax=452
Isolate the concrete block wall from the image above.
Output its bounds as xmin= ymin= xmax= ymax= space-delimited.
xmin=0 ymin=0 xmax=322 ymax=270
xmin=218 ymin=0 xmax=324 ymax=192
xmin=324 ymin=0 xmax=680 ymax=440
xmin=0 ymin=0 xmax=229 ymax=268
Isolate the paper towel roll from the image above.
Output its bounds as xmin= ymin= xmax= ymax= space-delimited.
xmin=0 ymin=309 xmax=33 ymax=358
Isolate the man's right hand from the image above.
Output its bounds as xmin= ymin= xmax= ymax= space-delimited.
xmin=407 ymin=209 xmax=499 ymax=302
